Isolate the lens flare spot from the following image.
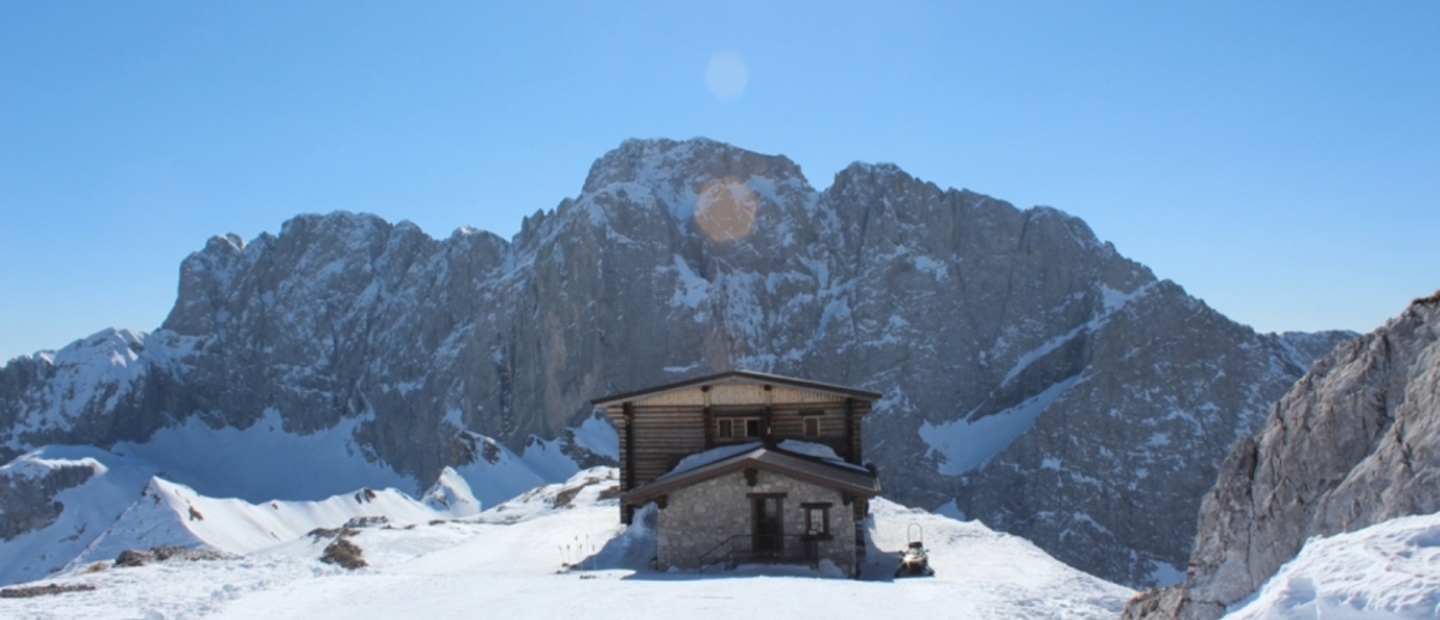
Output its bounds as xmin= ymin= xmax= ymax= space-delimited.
xmin=694 ymin=177 xmax=757 ymax=242
xmin=705 ymin=51 xmax=748 ymax=100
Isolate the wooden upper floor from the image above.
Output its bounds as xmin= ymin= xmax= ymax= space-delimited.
xmin=592 ymin=370 xmax=880 ymax=493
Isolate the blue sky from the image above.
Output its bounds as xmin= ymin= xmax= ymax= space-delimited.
xmin=2 ymin=1 xmax=1436 ymax=361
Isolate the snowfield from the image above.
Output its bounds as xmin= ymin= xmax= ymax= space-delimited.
xmin=0 ymin=468 xmax=1135 ymax=619
xmin=1222 ymin=512 xmax=1440 ymax=620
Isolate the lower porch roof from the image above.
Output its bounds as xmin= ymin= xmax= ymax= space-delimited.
xmin=621 ymin=442 xmax=880 ymax=506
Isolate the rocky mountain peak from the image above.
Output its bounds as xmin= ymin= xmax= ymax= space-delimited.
xmin=582 ymin=137 xmax=807 ymax=197
xmin=1 ymin=138 xmax=1357 ymax=589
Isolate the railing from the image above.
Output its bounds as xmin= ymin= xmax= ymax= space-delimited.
xmin=696 ymin=534 xmax=822 ymax=573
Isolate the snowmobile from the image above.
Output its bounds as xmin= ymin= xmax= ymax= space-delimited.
xmin=894 ymin=523 xmax=935 ymax=578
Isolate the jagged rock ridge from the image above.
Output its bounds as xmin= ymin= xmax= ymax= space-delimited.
xmin=1124 ymin=292 xmax=1440 ymax=619
xmin=0 ymin=138 xmax=1353 ymax=587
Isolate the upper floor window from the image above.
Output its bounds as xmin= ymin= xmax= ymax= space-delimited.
xmin=718 ymin=417 xmax=762 ymax=439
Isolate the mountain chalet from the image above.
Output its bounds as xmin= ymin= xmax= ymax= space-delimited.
xmin=593 ymin=370 xmax=881 ymax=577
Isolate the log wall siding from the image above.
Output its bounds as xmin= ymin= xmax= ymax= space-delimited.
xmin=768 ymin=386 xmax=848 ymax=405
xmin=633 ymin=391 xmax=705 ymax=407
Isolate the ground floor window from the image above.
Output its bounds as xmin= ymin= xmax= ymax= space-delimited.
xmin=803 ymin=502 xmax=831 ymax=536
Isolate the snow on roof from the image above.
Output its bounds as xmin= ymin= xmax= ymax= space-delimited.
xmin=654 ymin=440 xmax=869 ymax=485
xmin=657 ymin=442 xmax=762 ymax=481
xmin=775 ymin=439 xmax=871 ymax=473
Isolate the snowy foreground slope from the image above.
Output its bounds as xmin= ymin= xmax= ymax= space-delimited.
xmin=0 ymin=468 xmax=1133 ymax=620
xmin=1223 ymin=512 xmax=1440 ymax=620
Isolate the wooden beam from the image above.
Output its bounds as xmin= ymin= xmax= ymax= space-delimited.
xmin=622 ymin=401 xmax=635 ymax=524
xmin=845 ymin=398 xmax=857 ymax=464
xmin=702 ymin=385 xmax=713 ymax=450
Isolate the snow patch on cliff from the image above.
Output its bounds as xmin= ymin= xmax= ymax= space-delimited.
xmin=920 ymin=374 xmax=1083 ymax=475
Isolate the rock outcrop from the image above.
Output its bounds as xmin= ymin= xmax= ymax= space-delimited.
xmin=0 ymin=138 xmax=1352 ymax=586
xmin=1124 ymin=292 xmax=1440 ymax=618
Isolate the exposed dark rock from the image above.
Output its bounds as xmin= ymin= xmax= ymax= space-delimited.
xmin=114 ymin=545 xmax=226 ymax=568
xmin=320 ymin=537 xmax=366 ymax=570
xmin=0 ymin=582 xmax=96 ymax=598
xmin=0 ymin=464 xmax=94 ymax=542
xmin=113 ymin=549 xmax=151 ymax=568
xmin=344 ymin=516 xmax=387 ymax=529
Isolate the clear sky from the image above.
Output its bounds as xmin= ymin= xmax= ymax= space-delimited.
xmin=2 ymin=1 xmax=1436 ymax=362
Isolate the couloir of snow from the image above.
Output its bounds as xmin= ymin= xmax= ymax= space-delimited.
xmin=0 ymin=467 xmax=1135 ymax=619
xmin=1221 ymin=512 xmax=1440 ymax=620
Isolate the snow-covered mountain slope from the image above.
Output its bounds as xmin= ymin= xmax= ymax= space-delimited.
xmin=0 ymin=443 xmax=489 ymax=586
xmin=1222 ymin=512 xmax=1440 ymax=620
xmin=67 ymin=472 xmax=478 ymax=570
xmin=0 ymin=445 xmax=480 ymax=587
xmin=0 ymin=446 xmax=155 ymax=586
xmin=0 ymin=468 xmax=1135 ymax=620
xmin=0 ymin=370 xmax=620 ymax=587
xmin=0 ymin=138 xmax=1353 ymax=587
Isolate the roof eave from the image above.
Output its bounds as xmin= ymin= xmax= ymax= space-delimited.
xmin=591 ymin=369 xmax=883 ymax=408
xmin=620 ymin=449 xmax=880 ymax=505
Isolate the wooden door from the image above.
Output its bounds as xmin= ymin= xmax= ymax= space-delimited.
xmin=752 ymin=496 xmax=783 ymax=556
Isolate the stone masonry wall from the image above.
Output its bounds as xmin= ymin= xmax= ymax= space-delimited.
xmin=655 ymin=469 xmax=858 ymax=575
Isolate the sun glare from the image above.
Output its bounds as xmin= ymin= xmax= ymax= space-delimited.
xmin=694 ymin=177 xmax=757 ymax=242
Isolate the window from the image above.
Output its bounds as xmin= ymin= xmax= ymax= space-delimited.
xmin=803 ymin=503 xmax=831 ymax=536
xmin=718 ymin=417 xmax=763 ymax=439
xmin=803 ymin=417 xmax=820 ymax=438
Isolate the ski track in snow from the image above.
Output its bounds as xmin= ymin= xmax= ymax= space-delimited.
xmin=0 ymin=469 xmax=1134 ymax=620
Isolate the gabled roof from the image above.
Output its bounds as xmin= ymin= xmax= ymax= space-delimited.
xmin=620 ymin=443 xmax=881 ymax=506
xmin=590 ymin=369 xmax=882 ymax=408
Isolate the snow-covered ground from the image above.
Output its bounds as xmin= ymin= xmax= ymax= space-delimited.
xmin=0 ymin=413 xmax=607 ymax=587
xmin=0 ymin=444 xmax=478 ymax=586
xmin=1223 ymin=512 xmax=1440 ymax=620
xmin=0 ymin=468 xmax=1134 ymax=619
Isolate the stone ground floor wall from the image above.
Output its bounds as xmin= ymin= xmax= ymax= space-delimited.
xmin=655 ymin=469 xmax=861 ymax=576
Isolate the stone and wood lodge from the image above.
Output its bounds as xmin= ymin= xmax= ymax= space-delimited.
xmin=592 ymin=370 xmax=882 ymax=576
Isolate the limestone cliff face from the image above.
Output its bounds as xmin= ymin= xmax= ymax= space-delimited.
xmin=1125 ymin=293 xmax=1440 ymax=619
xmin=0 ymin=138 xmax=1351 ymax=586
